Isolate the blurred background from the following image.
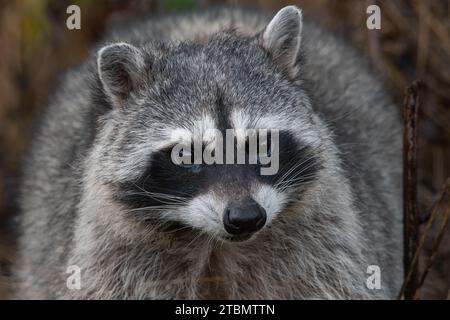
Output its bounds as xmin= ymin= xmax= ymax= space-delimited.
xmin=0 ymin=0 xmax=449 ymax=299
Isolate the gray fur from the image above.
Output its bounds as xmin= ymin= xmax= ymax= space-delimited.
xmin=13 ymin=6 xmax=402 ymax=299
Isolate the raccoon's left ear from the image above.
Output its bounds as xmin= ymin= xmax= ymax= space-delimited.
xmin=259 ymin=6 xmax=303 ymax=78
xmin=97 ymin=42 xmax=146 ymax=106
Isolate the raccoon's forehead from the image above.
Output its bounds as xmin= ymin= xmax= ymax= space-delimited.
xmin=150 ymin=108 xmax=316 ymax=149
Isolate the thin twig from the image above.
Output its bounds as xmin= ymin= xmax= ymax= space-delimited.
xmin=413 ymin=178 xmax=450 ymax=299
xmin=398 ymin=179 xmax=445 ymax=299
xmin=400 ymin=81 xmax=421 ymax=299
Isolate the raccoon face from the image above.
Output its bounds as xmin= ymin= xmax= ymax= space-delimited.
xmin=115 ymin=126 xmax=321 ymax=242
xmin=96 ymin=6 xmax=324 ymax=242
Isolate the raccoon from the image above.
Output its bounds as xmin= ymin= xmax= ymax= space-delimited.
xmin=13 ymin=6 xmax=402 ymax=299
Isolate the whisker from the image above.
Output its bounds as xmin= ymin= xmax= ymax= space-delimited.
xmin=274 ymin=160 xmax=319 ymax=189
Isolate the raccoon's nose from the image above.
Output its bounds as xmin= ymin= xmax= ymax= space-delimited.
xmin=223 ymin=200 xmax=267 ymax=235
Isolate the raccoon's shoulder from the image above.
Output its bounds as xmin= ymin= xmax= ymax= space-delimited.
xmin=300 ymin=22 xmax=401 ymax=149
xmin=21 ymin=61 xmax=105 ymax=192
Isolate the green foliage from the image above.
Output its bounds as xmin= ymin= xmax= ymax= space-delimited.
xmin=20 ymin=0 xmax=50 ymax=51
xmin=163 ymin=0 xmax=196 ymax=12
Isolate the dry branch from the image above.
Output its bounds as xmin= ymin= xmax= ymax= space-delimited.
xmin=413 ymin=178 xmax=450 ymax=299
xmin=400 ymin=81 xmax=421 ymax=299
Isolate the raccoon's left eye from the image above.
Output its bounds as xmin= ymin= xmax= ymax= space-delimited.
xmin=179 ymin=163 xmax=202 ymax=173
xmin=177 ymin=149 xmax=202 ymax=173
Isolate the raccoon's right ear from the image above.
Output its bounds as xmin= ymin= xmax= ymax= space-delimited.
xmin=97 ymin=42 xmax=146 ymax=106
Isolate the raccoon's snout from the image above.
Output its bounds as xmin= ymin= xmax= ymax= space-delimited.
xmin=223 ymin=199 xmax=267 ymax=236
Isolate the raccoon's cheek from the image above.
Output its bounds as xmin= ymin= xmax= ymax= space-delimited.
xmin=252 ymin=184 xmax=287 ymax=224
xmin=176 ymin=193 xmax=225 ymax=234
